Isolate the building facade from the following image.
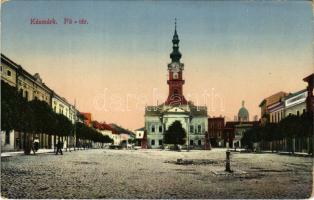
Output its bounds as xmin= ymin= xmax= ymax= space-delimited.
xmin=208 ymin=117 xmax=225 ymax=147
xmin=134 ymin=127 xmax=144 ymax=146
xmin=284 ymin=89 xmax=307 ymax=117
xmin=1 ymin=54 xmax=53 ymax=151
xmin=144 ymin=23 xmax=208 ymax=149
xmin=224 ymin=101 xmax=259 ymax=148
xmin=268 ymin=100 xmax=285 ymax=123
xmin=51 ymin=92 xmax=74 ymax=148
xmin=303 ymin=74 xmax=314 ymax=114
xmin=259 ymin=91 xmax=288 ymax=125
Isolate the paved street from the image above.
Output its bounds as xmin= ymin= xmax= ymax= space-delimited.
xmin=1 ymin=148 xmax=313 ymax=199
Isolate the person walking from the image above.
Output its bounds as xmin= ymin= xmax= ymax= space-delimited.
xmin=56 ymin=140 xmax=63 ymax=155
xmin=32 ymin=138 xmax=40 ymax=155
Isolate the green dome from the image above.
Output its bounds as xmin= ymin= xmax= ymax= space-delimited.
xmin=238 ymin=101 xmax=249 ymax=120
xmin=238 ymin=107 xmax=249 ymax=118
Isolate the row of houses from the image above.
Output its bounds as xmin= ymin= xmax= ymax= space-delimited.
xmin=256 ymin=74 xmax=314 ymax=152
xmin=92 ymin=121 xmax=135 ymax=147
xmin=1 ymin=54 xmax=82 ymax=151
xmin=1 ymin=54 xmax=135 ymax=152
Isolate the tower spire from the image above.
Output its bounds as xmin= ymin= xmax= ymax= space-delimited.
xmin=174 ymin=18 xmax=177 ymax=33
xmin=170 ymin=18 xmax=182 ymax=62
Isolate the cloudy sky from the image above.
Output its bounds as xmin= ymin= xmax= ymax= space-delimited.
xmin=2 ymin=0 xmax=313 ymax=129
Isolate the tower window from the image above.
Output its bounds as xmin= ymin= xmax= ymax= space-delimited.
xmin=151 ymin=125 xmax=155 ymax=133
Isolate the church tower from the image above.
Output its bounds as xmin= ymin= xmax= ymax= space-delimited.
xmin=165 ymin=19 xmax=187 ymax=106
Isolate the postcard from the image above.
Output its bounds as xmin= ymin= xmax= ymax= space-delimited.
xmin=1 ymin=0 xmax=313 ymax=199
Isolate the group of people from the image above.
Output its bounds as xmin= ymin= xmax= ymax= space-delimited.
xmin=32 ymin=138 xmax=64 ymax=155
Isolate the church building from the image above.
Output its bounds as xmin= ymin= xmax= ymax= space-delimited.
xmin=144 ymin=22 xmax=208 ymax=149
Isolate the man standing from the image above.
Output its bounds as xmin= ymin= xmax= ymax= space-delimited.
xmin=56 ymin=140 xmax=63 ymax=155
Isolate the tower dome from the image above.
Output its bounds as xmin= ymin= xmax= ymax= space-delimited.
xmin=238 ymin=100 xmax=249 ymax=122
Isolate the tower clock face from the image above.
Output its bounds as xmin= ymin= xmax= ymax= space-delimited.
xmin=171 ymin=62 xmax=180 ymax=72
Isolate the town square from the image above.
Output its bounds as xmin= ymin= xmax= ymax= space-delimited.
xmin=1 ymin=1 xmax=313 ymax=199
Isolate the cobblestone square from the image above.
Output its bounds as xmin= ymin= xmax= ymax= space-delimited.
xmin=1 ymin=149 xmax=312 ymax=199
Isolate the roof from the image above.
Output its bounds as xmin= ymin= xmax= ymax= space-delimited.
xmin=145 ymin=104 xmax=163 ymax=116
xmin=259 ymin=91 xmax=288 ymax=107
xmin=109 ymin=123 xmax=135 ymax=136
xmin=189 ymin=103 xmax=208 ymax=117
xmin=303 ymin=73 xmax=314 ymax=82
xmin=135 ymin=127 xmax=145 ymax=131
xmin=93 ymin=121 xmax=114 ymax=131
xmin=283 ymin=89 xmax=307 ymax=100
xmin=1 ymin=54 xmax=20 ymax=70
xmin=145 ymin=102 xmax=207 ymax=117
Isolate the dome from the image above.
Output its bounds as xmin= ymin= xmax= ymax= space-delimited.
xmin=238 ymin=101 xmax=249 ymax=121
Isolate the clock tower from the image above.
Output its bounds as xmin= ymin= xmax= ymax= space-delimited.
xmin=165 ymin=20 xmax=187 ymax=106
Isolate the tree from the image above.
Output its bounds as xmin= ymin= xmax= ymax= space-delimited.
xmin=164 ymin=121 xmax=186 ymax=150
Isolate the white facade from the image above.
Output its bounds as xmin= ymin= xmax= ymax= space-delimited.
xmin=145 ymin=104 xmax=208 ymax=149
xmin=135 ymin=129 xmax=144 ymax=140
xmin=51 ymin=93 xmax=75 ymax=149
xmin=284 ymin=90 xmax=307 ymax=117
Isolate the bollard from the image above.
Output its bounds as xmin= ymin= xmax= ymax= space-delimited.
xmin=225 ymin=150 xmax=231 ymax=172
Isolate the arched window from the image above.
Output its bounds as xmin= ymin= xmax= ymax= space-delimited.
xmin=151 ymin=125 xmax=155 ymax=133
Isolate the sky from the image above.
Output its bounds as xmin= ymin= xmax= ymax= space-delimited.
xmin=2 ymin=0 xmax=313 ymax=130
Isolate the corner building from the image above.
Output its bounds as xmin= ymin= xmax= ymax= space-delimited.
xmin=144 ymin=23 xmax=208 ymax=149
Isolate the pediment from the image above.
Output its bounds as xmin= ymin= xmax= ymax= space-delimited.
xmin=165 ymin=107 xmax=187 ymax=113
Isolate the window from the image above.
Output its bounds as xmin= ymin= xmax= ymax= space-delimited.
xmin=53 ymin=106 xmax=56 ymax=112
xmin=159 ymin=125 xmax=162 ymax=133
xmin=173 ymin=89 xmax=178 ymax=95
xmin=297 ymin=111 xmax=300 ymax=116
xmin=198 ymin=140 xmax=201 ymax=145
xmin=7 ymin=70 xmax=11 ymax=76
xmin=159 ymin=140 xmax=163 ymax=146
xmin=139 ymin=133 xmax=141 ymax=137
xmin=190 ymin=140 xmax=193 ymax=145
xmin=151 ymin=125 xmax=155 ymax=133
xmin=198 ymin=125 xmax=201 ymax=133
xmin=303 ymin=109 xmax=306 ymax=114
xmin=190 ymin=125 xmax=194 ymax=133
xmin=0 ymin=65 xmax=3 ymax=71
xmin=25 ymin=91 xmax=29 ymax=100
xmin=5 ymin=131 xmax=10 ymax=144
xmin=151 ymin=140 xmax=155 ymax=146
